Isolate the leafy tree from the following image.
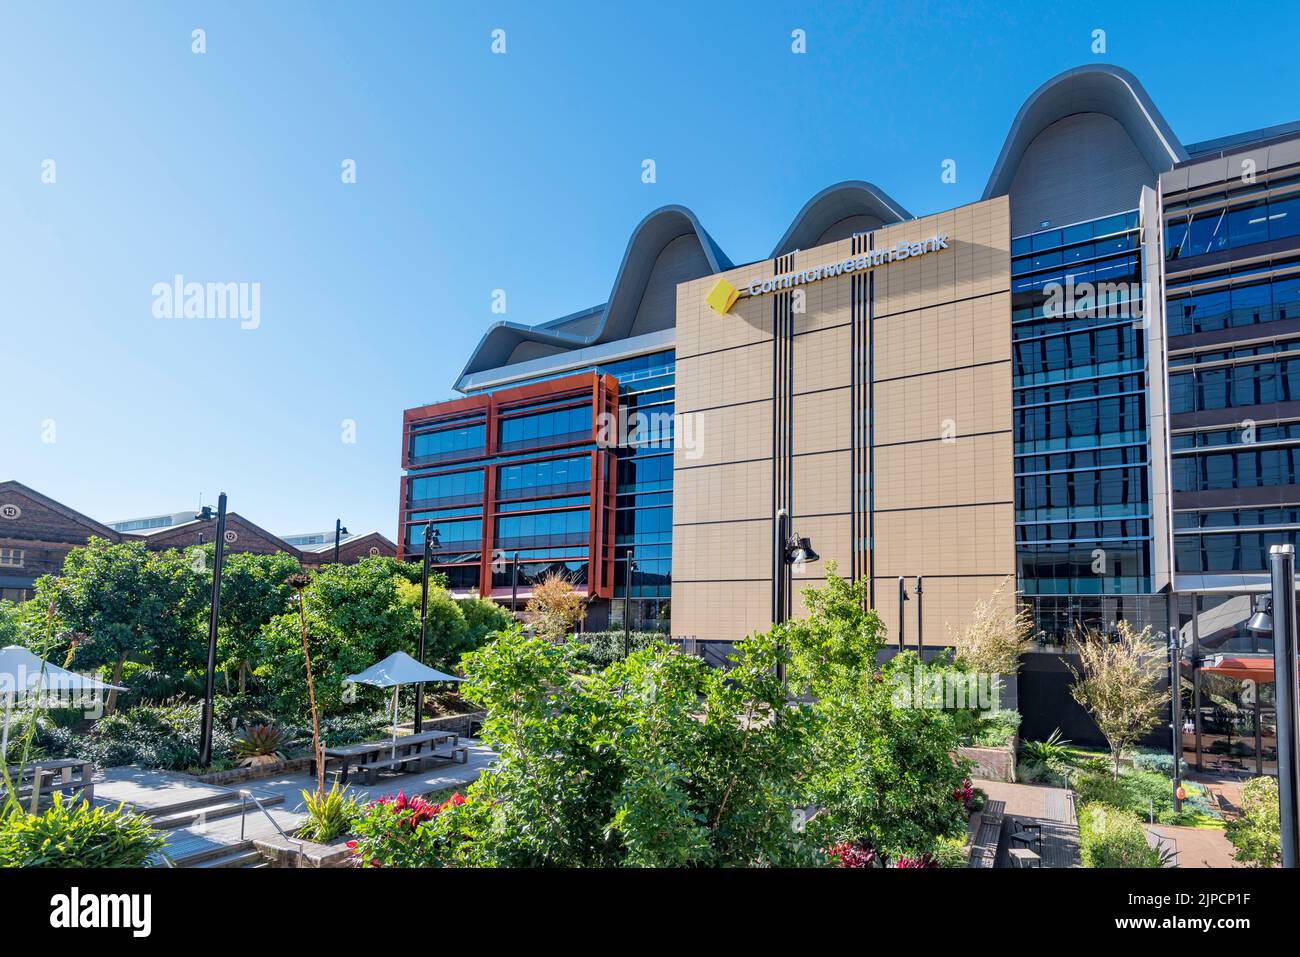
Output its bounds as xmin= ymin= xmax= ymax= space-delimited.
xmin=431 ymin=625 xmax=816 ymax=867
xmin=213 ymin=549 xmax=301 ymax=694
xmin=0 ymin=600 xmax=19 ymax=647
xmin=47 ymin=539 xmax=207 ymax=712
xmin=1226 ymin=775 xmax=1281 ymax=868
xmin=785 ymin=564 xmax=971 ymax=860
xmin=255 ymin=559 xmax=417 ymax=720
xmin=394 ymin=577 xmax=468 ymax=670
xmin=458 ymin=594 xmax=512 ymax=647
xmin=947 ymin=575 xmax=1033 ymax=676
xmin=1069 ymin=621 xmax=1169 ymax=779
xmin=524 ymin=572 xmax=586 ymax=640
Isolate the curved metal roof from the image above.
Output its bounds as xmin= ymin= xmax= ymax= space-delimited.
xmin=456 ymin=205 xmax=731 ymax=380
xmin=982 ymin=63 xmax=1187 ymax=200
xmin=770 ymin=180 xmax=912 ymax=258
xmin=458 ymin=65 xmax=1205 ymax=388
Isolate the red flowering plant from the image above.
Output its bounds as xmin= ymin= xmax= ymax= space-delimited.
xmin=952 ymin=778 xmax=975 ymax=811
xmin=891 ymin=853 xmax=939 ymax=868
xmin=348 ymin=789 xmax=469 ymax=867
xmin=827 ymin=840 xmax=881 ymax=868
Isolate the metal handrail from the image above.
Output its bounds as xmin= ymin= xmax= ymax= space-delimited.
xmin=238 ymin=789 xmax=305 ymax=867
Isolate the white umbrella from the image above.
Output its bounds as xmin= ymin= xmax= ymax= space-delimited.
xmin=0 ymin=645 xmax=127 ymax=762
xmin=344 ymin=652 xmax=463 ymax=757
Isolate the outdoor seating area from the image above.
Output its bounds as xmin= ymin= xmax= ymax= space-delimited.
xmin=2 ymin=757 xmax=95 ymax=813
xmin=311 ymin=729 xmax=468 ymax=786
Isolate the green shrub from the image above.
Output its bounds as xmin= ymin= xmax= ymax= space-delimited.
xmin=298 ymin=782 xmax=359 ymax=843
xmin=1226 ymin=776 xmax=1281 ymax=868
xmin=932 ymin=835 xmax=969 ymax=868
xmin=348 ymin=790 xmax=469 ymax=867
xmin=36 ymin=703 xmax=236 ymax=772
xmin=0 ymin=794 xmax=164 ymax=867
xmin=1131 ymin=747 xmax=1189 ymax=777
xmin=1074 ymin=767 xmax=1219 ymax=827
xmin=1020 ymin=728 xmax=1073 ymax=773
xmin=1077 ymin=802 xmax=1160 ymax=868
xmin=569 ymin=631 xmax=666 ymax=669
xmin=970 ymin=709 xmax=1020 ymax=748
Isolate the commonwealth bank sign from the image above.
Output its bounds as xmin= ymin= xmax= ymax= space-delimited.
xmin=707 ymin=232 xmax=950 ymax=315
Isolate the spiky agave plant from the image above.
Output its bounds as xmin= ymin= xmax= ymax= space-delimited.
xmin=1020 ymin=727 xmax=1074 ymax=773
xmin=233 ymin=723 xmax=286 ymax=767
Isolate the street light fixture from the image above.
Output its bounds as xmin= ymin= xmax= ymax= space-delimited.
xmin=1267 ymin=545 xmax=1300 ymax=868
xmin=198 ymin=493 xmax=229 ymax=768
xmin=510 ymin=551 xmax=520 ymax=618
xmin=1247 ymin=594 xmax=1273 ymax=633
xmin=333 ymin=519 xmax=349 ymax=565
xmin=773 ymin=508 xmax=819 ymax=682
xmin=915 ymin=576 xmax=925 ymax=656
xmin=897 ymin=576 xmax=909 ymax=652
xmin=414 ymin=522 xmax=441 ymax=734
xmin=623 ymin=547 xmax=638 ymax=658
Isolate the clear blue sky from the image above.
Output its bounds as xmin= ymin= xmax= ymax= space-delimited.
xmin=3 ymin=1 xmax=1296 ymax=539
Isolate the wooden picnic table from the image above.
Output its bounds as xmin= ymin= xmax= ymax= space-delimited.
xmin=311 ymin=730 xmax=460 ymax=784
xmin=1008 ymin=847 xmax=1041 ymax=869
xmin=2 ymin=757 xmax=94 ymax=811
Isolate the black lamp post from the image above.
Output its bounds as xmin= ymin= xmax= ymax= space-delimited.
xmin=1249 ymin=545 xmax=1300 ymax=867
xmin=510 ymin=551 xmax=520 ymax=618
xmin=623 ymin=548 xmax=637 ymax=658
xmin=773 ymin=507 xmax=819 ymax=682
xmin=332 ymin=518 xmax=349 ymax=564
xmin=198 ymin=493 xmax=228 ymax=768
xmin=897 ymin=576 xmax=909 ymax=652
xmin=414 ymin=523 xmax=441 ymax=734
xmin=915 ymin=576 xmax=924 ymax=656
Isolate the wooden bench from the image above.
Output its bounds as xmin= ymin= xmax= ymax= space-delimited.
xmin=3 ymin=759 xmax=94 ymax=813
xmin=1008 ymin=846 xmax=1041 ymax=868
xmin=969 ymin=799 xmax=1005 ymax=868
xmin=357 ymin=752 xmax=431 ymax=786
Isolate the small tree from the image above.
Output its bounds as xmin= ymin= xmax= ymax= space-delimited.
xmin=1226 ymin=776 xmax=1281 ymax=868
xmin=786 ymin=565 xmax=971 ymax=860
xmin=947 ymin=576 xmax=1033 ymax=676
xmin=1069 ymin=621 xmax=1169 ymax=779
xmin=524 ymin=572 xmax=586 ymax=641
xmin=286 ymin=573 xmax=325 ymax=796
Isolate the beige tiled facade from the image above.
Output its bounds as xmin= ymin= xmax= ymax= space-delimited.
xmin=673 ymin=196 xmax=1014 ymax=644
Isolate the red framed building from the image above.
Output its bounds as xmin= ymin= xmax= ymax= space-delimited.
xmin=398 ymin=371 xmax=619 ymax=602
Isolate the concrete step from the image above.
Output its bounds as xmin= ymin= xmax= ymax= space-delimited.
xmin=151 ymin=790 xmax=284 ymax=830
xmin=192 ymin=847 xmax=268 ymax=869
xmin=132 ymin=789 xmax=241 ymax=819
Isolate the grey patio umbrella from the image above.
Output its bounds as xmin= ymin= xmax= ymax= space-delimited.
xmin=344 ymin=651 xmax=463 ymax=757
xmin=0 ymin=645 xmax=127 ymax=762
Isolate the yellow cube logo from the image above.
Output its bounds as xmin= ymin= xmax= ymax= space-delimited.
xmin=705 ymin=279 xmax=740 ymax=315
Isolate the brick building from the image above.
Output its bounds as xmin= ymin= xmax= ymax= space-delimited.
xmin=0 ymin=480 xmax=396 ymax=601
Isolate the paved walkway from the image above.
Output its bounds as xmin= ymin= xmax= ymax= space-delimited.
xmin=95 ymin=741 xmax=495 ymax=865
xmin=1146 ymin=824 xmax=1238 ymax=868
xmin=976 ymin=779 xmax=1080 ymax=868
xmin=248 ymin=741 xmax=496 ymax=809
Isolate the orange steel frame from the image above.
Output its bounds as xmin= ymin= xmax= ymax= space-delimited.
xmin=399 ymin=371 xmax=619 ymax=600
